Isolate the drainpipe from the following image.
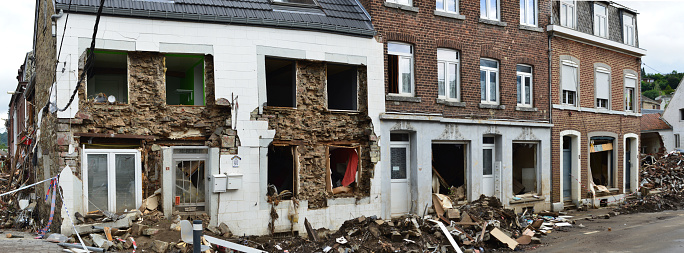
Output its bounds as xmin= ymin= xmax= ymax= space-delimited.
xmin=548 ymin=11 xmax=555 ymax=208
xmin=51 ymin=9 xmax=64 ymax=20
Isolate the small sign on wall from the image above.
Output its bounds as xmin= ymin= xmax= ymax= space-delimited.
xmin=231 ymin=155 xmax=241 ymax=168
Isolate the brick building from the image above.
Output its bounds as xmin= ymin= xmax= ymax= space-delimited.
xmin=548 ymin=1 xmax=645 ymax=209
xmin=360 ymin=0 xmax=554 ymax=214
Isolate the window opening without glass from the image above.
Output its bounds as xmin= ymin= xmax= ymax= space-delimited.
xmin=590 ymin=137 xmax=614 ymax=188
xmin=517 ymin=65 xmax=532 ymax=106
xmin=432 ymin=143 xmax=466 ymax=200
xmin=265 ymin=58 xmax=296 ymax=107
xmin=513 ymin=143 xmax=537 ymax=195
xmin=327 ymin=147 xmax=360 ymax=195
xmin=166 ymin=54 xmax=205 ymax=105
xmin=388 ymin=42 xmax=413 ymax=95
xmin=480 ymin=59 xmax=499 ymax=103
xmin=267 ymin=145 xmax=296 ymax=200
xmin=327 ymin=64 xmax=358 ymax=111
xmin=87 ymin=51 xmax=128 ymax=104
xmin=437 ymin=49 xmax=460 ymax=100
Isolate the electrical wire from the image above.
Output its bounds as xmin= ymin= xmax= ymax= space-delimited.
xmin=56 ymin=0 xmax=72 ymax=62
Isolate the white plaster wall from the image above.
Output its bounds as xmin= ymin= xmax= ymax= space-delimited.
xmin=662 ymin=79 xmax=684 ymax=152
xmin=54 ymin=14 xmax=385 ymax=236
xmin=378 ymin=118 xmax=552 ymax=218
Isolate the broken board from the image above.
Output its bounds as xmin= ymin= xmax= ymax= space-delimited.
xmin=490 ymin=227 xmax=519 ymax=250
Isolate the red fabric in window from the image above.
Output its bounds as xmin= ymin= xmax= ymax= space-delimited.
xmin=331 ymin=148 xmax=359 ymax=187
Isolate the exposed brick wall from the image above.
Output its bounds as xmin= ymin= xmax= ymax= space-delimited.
xmin=550 ymin=37 xmax=641 ymax=203
xmin=260 ymin=60 xmax=377 ymax=209
xmin=363 ymin=0 xmax=551 ymax=122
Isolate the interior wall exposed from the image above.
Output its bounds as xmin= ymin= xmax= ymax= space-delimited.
xmin=431 ymin=143 xmax=465 ymax=196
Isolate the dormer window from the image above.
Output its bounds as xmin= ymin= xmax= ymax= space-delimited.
xmin=594 ymin=3 xmax=608 ymax=38
xmin=272 ymin=0 xmax=318 ymax=7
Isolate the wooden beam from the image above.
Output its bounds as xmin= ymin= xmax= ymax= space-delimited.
xmin=74 ymin=132 xmax=157 ymax=140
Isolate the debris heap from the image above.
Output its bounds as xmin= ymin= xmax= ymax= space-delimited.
xmin=616 ymin=152 xmax=684 ymax=214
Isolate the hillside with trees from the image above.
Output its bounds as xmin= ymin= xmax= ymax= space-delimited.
xmin=642 ymin=68 xmax=684 ymax=100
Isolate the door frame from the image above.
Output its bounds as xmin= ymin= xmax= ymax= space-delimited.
xmin=390 ymin=138 xmax=410 ymax=216
xmin=172 ymin=147 xmax=209 ymax=212
xmin=559 ymin=130 xmax=581 ymax=205
xmin=624 ymin=133 xmax=639 ymax=193
xmin=482 ymin=136 xmax=496 ymax=196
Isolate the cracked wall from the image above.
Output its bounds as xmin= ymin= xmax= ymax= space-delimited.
xmin=256 ymin=60 xmax=379 ymax=209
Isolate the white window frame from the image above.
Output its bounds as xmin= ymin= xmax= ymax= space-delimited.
xmin=437 ymin=49 xmax=460 ymax=101
xmin=388 ymin=42 xmax=414 ymax=96
xmin=623 ymin=14 xmax=635 ymax=46
xmin=387 ymin=0 xmax=411 ymax=7
xmin=624 ymin=74 xmax=637 ymax=111
xmin=594 ymin=3 xmax=608 ymax=38
xmin=436 ymin=0 xmax=458 ymax=13
xmin=82 ymin=149 xmax=142 ymax=213
xmin=517 ymin=65 xmax=533 ymax=107
xmin=480 ymin=0 xmax=500 ymax=21
xmin=480 ymin=58 xmax=499 ymax=104
xmin=520 ymin=0 xmax=537 ymax=26
xmin=561 ymin=60 xmax=578 ymax=106
xmin=560 ymin=0 xmax=576 ymax=28
xmin=595 ymin=67 xmax=611 ymax=109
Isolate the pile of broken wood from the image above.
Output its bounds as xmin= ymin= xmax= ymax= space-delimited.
xmin=616 ymin=151 xmax=684 ymax=214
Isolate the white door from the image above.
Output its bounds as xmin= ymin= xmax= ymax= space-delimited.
xmin=482 ymin=143 xmax=495 ymax=196
xmin=390 ymin=144 xmax=410 ymax=216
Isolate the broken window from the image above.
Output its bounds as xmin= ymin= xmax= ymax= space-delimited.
xmin=431 ymin=143 xmax=466 ymax=200
xmin=590 ymin=137 xmax=614 ymax=188
xmin=173 ymin=148 xmax=208 ymax=212
xmin=83 ymin=149 xmax=141 ymax=213
xmin=265 ymin=58 xmax=296 ymax=107
xmin=87 ymin=51 xmax=128 ymax=103
xmin=166 ymin=54 xmax=205 ymax=105
xmin=267 ymin=145 xmax=297 ymax=199
xmin=512 ymin=143 xmax=537 ymax=195
xmin=327 ymin=146 xmax=360 ymax=194
xmin=327 ymin=64 xmax=358 ymax=111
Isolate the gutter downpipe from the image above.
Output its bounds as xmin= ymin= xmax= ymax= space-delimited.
xmin=548 ymin=9 xmax=555 ymax=209
xmin=51 ymin=9 xmax=64 ymax=20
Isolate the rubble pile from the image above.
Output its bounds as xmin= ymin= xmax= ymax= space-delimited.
xmin=615 ymin=152 xmax=684 ymax=214
xmin=246 ymin=196 xmax=574 ymax=253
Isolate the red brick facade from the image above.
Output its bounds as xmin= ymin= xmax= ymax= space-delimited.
xmin=550 ymin=37 xmax=641 ymax=203
xmin=362 ymin=0 xmax=551 ymax=122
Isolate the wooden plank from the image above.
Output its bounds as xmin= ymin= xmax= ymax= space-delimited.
xmin=74 ymin=132 xmax=157 ymax=140
xmin=490 ymin=227 xmax=519 ymax=250
xmin=204 ymin=235 xmax=267 ymax=253
xmin=304 ymin=218 xmax=318 ymax=242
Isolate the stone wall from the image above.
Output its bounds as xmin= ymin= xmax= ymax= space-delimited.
xmin=258 ymin=60 xmax=378 ymax=209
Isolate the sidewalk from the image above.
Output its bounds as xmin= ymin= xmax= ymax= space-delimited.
xmin=0 ymin=230 xmax=64 ymax=253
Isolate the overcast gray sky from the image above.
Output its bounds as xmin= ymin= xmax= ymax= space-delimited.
xmin=0 ymin=1 xmax=682 ymax=132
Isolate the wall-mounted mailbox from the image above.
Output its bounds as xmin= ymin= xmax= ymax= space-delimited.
xmin=212 ymin=174 xmax=227 ymax=193
xmin=226 ymin=174 xmax=243 ymax=190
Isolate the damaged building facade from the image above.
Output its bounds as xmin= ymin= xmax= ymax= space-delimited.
xmin=359 ymin=0 xmax=553 ymax=214
xmin=27 ymin=0 xmax=384 ymax=236
xmin=548 ymin=1 xmax=645 ymax=209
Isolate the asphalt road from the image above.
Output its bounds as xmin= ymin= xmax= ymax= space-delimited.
xmin=531 ymin=209 xmax=684 ymax=253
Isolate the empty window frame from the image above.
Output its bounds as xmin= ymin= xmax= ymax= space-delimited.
xmin=560 ymin=0 xmax=576 ymax=28
xmin=327 ymin=146 xmax=361 ymax=194
xmin=590 ymin=137 xmax=614 ymax=188
xmin=561 ymin=60 xmax=578 ymax=106
xmin=595 ymin=67 xmax=610 ymax=109
xmin=86 ymin=51 xmax=128 ymax=103
xmin=387 ymin=42 xmax=414 ymax=95
xmin=517 ymin=65 xmax=533 ymax=106
xmin=520 ymin=0 xmax=537 ymax=26
xmin=624 ymin=74 xmax=637 ymax=111
xmin=327 ymin=64 xmax=358 ymax=111
xmin=267 ymin=145 xmax=297 ymax=199
xmin=623 ymin=14 xmax=635 ymax=46
xmin=387 ymin=0 xmax=411 ymax=6
xmin=83 ymin=149 xmax=141 ymax=213
xmin=436 ymin=0 xmax=458 ymax=13
xmin=594 ymin=3 xmax=608 ymax=38
xmin=480 ymin=0 xmax=499 ymax=20
xmin=437 ymin=49 xmax=460 ymax=100
xmin=480 ymin=59 xmax=499 ymax=104
xmin=512 ymin=143 xmax=537 ymax=195
xmin=676 ymin=134 xmax=681 ymax=148
xmin=680 ymin=109 xmax=684 ymax=121
xmin=166 ymin=54 xmax=205 ymax=106
xmin=265 ymin=58 xmax=296 ymax=107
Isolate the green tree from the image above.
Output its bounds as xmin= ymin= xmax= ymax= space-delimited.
xmin=664 ymin=85 xmax=675 ymax=95
xmin=641 ymin=81 xmax=653 ymax=91
xmin=643 ymin=90 xmax=660 ymax=100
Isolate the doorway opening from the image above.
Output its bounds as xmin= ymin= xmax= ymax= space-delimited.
xmin=431 ymin=143 xmax=466 ymax=201
xmin=512 ymin=143 xmax=538 ymax=195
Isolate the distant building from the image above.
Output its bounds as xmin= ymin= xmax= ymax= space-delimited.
xmin=641 ymin=95 xmax=660 ymax=110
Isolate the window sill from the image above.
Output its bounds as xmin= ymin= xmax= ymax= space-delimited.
xmin=515 ymin=106 xmax=538 ymax=112
xmin=479 ymin=103 xmax=505 ymax=110
xmin=264 ymin=106 xmax=297 ymax=111
xmin=386 ymin=94 xmax=421 ymax=103
xmin=519 ymin=24 xmax=544 ymax=32
xmin=510 ymin=195 xmax=545 ymax=204
xmin=436 ymin=98 xmax=465 ymax=107
xmin=383 ymin=2 xmax=419 ymax=13
xmin=434 ymin=10 xmax=465 ymax=20
xmin=479 ymin=18 xmax=507 ymax=27
xmin=327 ymin=109 xmax=361 ymax=115
xmin=168 ymin=104 xmax=206 ymax=107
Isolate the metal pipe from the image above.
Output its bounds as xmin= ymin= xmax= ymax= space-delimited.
xmin=51 ymin=9 xmax=64 ymax=20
